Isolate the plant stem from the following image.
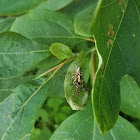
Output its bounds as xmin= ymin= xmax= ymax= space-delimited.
xmin=85 ymin=47 xmax=96 ymax=56
xmin=86 ymin=38 xmax=95 ymax=42
xmin=91 ymin=52 xmax=95 ymax=83
xmin=35 ymin=47 xmax=96 ymax=80
xmin=35 ymin=58 xmax=73 ymax=79
xmin=51 ymin=58 xmax=73 ymax=77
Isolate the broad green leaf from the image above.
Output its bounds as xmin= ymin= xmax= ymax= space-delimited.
xmin=0 ymin=32 xmax=51 ymax=78
xmin=37 ymin=59 xmax=71 ymax=98
xmin=74 ymin=1 xmax=97 ymax=37
xmin=48 ymin=63 xmax=71 ymax=98
xmin=0 ymin=75 xmax=36 ymax=103
xmin=0 ymin=76 xmax=36 ymax=90
xmin=0 ymin=94 xmax=14 ymax=139
xmin=63 ymin=0 xmax=96 ymax=19
xmin=37 ymin=55 xmax=62 ymax=75
xmin=91 ymin=0 xmax=140 ymax=133
xmin=0 ymin=17 xmax=15 ymax=32
xmin=0 ymin=90 xmax=12 ymax=103
xmin=22 ymin=134 xmax=31 ymax=140
xmin=50 ymin=43 xmax=72 ymax=59
xmin=36 ymin=55 xmax=72 ymax=98
xmin=11 ymin=9 xmax=85 ymax=48
xmin=120 ymin=75 xmax=140 ymax=118
xmin=38 ymin=0 xmax=73 ymax=11
xmin=0 ymin=0 xmax=46 ymax=16
xmin=64 ymin=51 xmax=89 ymax=110
xmin=1 ymin=78 xmax=52 ymax=140
xmin=50 ymin=101 xmax=94 ymax=140
xmin=132 ymin=119 xmax=140 ymax=132
xmin=94 ymin=116 xmax=140 ymax=140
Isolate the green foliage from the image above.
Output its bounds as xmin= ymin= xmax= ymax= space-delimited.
xmin=0 ymin=17 xmax=15 ymax=32
xmin=38 ymin=0 xmax=73 ymax=11
xmin=0 ymin=78 xmax=52 ymax=140
xmin=10 ymin=9 xmax=85 ymax=47
xmin=0 ymin=32 xmax=51 ymax=78
xmin=120 ymin=75 xmax=140 ymax=118
xmin=94 ymin=116 xmax=140 ymax=140
xmin=64 ymin=51 xmax=89 ymax=110
xmin=31 ymin=97 xmax=73 ymax=140
xmin=0 ymin=0 xmax=46 ymax=16
xmin=74 ymin=0 xmax=98 ymax=37
xmin=91 ymin=0 xmax=140 ymax=133
xmin=50 ymin=101 xmax=94 ymax=140
xmin=50 ymin=43 xmax=72 ymax=59
xmin=0 ymin=0 xmax=140 ymax=139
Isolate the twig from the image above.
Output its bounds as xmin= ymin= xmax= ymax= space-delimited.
xmin=91 ymin=52 xmax=95 ymax=83
xmin=35 ymin=58 xmax=73 ymax=79
xmin=86 ymin=38 xmax=95 ymax=42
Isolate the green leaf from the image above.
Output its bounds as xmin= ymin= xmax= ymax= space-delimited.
xmin=63 ymin=0 xmax=96 ymax=19
xmin=48 ymin=62 xmax=71 ymax=98
xmin=22 ymin=134 xmax=31 ymax=140
xmin=91 ymin=0 xmax=140 ymax=133
xmin=37 ymin=59 xmax=71 ymax=98
xmin=50 ymin=43 xmax=72 ymax=59
xmin=11 ymin=9 xmax=84 ymax=48
xmin=74 ymin=2 xmax=97 ymax=37
xmin=0 ymin=94 xmax=14 ymax=139
xmin=94 ymin=116 xmax=140 ymax=140
xmin=0 ymin=78 xmax=52 ymax=140
xmin=38 ymin=0 xmax=73 ymax=11
xmin=64 ymin=51 xmax=89 ymax=110
xmin=0 ymin=17 xmax=15 ymax=32
xmin=0 ymin=90 xmax=12 ymax=103
xmin=0 ymin=32 xmax=51 ymax=78
xmin=132 ymin=119 xmax=140 ymax=131
xmin=50 ymin=101 xmax=94 ymax=140
xmin=0 ymin=75 xmax=36 ymax=103
xmin=36 ymin=55 xmax=68 ymax=98
xmin=0 ymin=0 xmax=46 ymax=16
xmin=37 ymin=55 xmax=63 ymax=74
xmin=120 ymin=75 xmax=140 ymax=118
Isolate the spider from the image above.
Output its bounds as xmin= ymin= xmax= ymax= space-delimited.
xmin=72 ymin=65 xmax=85 ymax=95
xmin=73 ymin=66 xmax=83 ymax=83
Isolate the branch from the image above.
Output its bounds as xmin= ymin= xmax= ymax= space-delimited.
xmin=35 ymin=58 xmax=73 ymax=79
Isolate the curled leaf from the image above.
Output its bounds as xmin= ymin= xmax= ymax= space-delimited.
xmin=64 ymin=51 xmax=89 ymax=110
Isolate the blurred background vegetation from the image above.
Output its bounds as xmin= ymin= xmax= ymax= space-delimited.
xmin=31 ymin=97 xmax=75 ymax=140
xmin=31 ymin=97 xmax=140 ymax=140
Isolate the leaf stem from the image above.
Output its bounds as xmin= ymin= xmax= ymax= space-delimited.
xmin=85 ymin=47 xmax=96 ymax=56
xmin=35 ymin=58 xmax=73 ymax=79
xmin=85 ymin=38 xmax=95 ymax=42
xmin=91 ymin=52 xmax=95 ymax=83
xmin=51 ymin=58 xmax=73 ymax=77
xmin=74 ymin=36 xmax=95 ymax=42
xmin=35 ymin=47 xmax=96 ymax=79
